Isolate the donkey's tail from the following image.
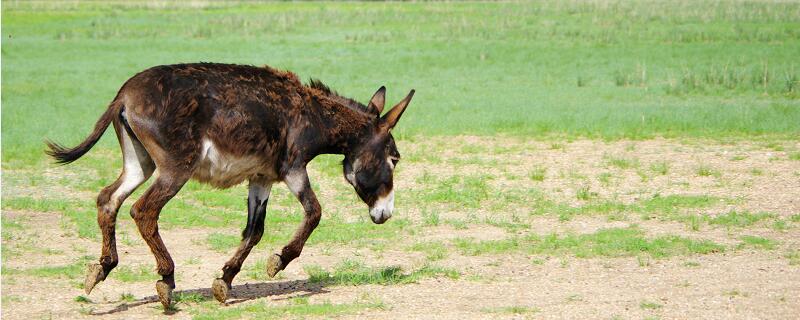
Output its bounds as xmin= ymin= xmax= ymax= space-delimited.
xmin=45 ymin=100 xmax=122 ymax=165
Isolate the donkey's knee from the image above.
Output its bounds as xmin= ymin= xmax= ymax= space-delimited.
xmin=130 ymin=204 xmax=155 ymax=228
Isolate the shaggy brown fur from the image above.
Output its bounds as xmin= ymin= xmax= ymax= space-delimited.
xmin=46 ymin=63 xmax=415 ymax=307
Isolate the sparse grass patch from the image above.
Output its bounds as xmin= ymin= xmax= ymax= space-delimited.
xmin=308 ymin=217 xmax=410 ymax=245
xmin=636 ymin=194 xmax=719 ymax=219
xmin=192 ymin=299 xmax=384 ymax=320
xmin=530 ymin=166 xmax=547 ymax=182
xmin=119 ymin=293 xmax=136 ymax=302
xmin=174 ymin=292 xmax=208 ymax=304
xmin=409 ymin=241 xmax=448 ymax=261
xmin=418 ymin=175 xmax=491 ymax=208
xmin=445 ymin=219 xmax=468 ymax=230
xmin=598 ymin=172 xmax=614 ymax=186
xmin=640 ymin=301 xmax=663 ymax=310
xmin=2 ymin=197 xmax=97 ymax=239
xmin=15 ymin=255 xmax=93 ymax=280
xmin=575 ymin=185 xmax=596 ymax=201
xmin=112 ymin=265 xmax=157 ymax=283
xmin=482 ymin=306 xmax=539 ymax=315
xmin=304 ymin=260 xmax=459 ymax=286
xmin=737 ymin=236 xmax=777 ymax=250
xmin=421 ymin=209 xmax=440 ymax=226
xmin=550 ymin=143 xmax=564 ymax=150
xmin=789 ymin=152 xmax=800 ymax=161
xmin=454 ymin=228 xmax=724 ymax=258
xmin=650 ymin=161 xmax=669 ymax=175
xmin=708 ymin=210 xmax=775 ymax=228
xmin=243 ymin=258 xmax=271 ymax=281
xmin=74 ymin=295 xmax=92 ymax=303
xmin=604 ymin=155 xmax=639 ymax=169
xmin=772 ymin=219 xmax=789 ymax=231
xmin=206 ymin=232 xmax=240 ymax=253
xmin=785 ymin=250 xmax=800 ymax=266
xmin=696 ymin=165 xmax=721 ymax=178
xmin=724 ymin=289 xmax=749 ymax=298
xmin=684 ymin=261 xmax=700 ymax=267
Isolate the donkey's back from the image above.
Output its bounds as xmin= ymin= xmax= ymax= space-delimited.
xmin=118 ymin=63 xmax=310 ymax=187
xmin=45 ymin=62 xmax=415 ymax=309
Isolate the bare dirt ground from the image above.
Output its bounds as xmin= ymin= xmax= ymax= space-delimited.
xmin=2 ymin=137 xmax=799 ymax=319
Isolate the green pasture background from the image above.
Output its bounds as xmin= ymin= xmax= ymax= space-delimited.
xmin=2 ymin=1 xmax=799 ymax=165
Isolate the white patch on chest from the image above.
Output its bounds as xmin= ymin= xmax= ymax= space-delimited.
xmin=193 ymin=139 xmax=270 ymax=188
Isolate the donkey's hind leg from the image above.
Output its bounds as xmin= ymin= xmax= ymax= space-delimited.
xmin=85 ymin=121 xmax=155 ymax=295
xmin=212 ymin=179 xmax=272 ymax=303
xmin=130 ymin=171 xmax=189 ymax=310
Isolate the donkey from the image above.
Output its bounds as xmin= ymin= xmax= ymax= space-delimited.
xmin=45 ymin=63 xmax=414 ymax=307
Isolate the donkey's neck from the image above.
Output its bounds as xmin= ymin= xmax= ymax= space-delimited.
xmin=303 ymin=95 xmax=374 ymax=157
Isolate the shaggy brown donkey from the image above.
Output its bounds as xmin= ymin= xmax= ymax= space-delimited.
xmin=45 ymin=63 xmax=415 ymax=307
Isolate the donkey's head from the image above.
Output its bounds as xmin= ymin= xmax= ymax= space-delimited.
xmin=343 ymin=87 xmax=415 ymax=224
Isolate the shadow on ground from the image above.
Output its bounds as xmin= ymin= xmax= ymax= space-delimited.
xmin=90 ymin=279 xmax=327 ymax=316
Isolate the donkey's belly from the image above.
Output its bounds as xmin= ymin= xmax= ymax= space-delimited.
xmin=192 ymin=139 xmax=270 ymax=189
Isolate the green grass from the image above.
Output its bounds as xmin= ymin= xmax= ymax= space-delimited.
xmin=737 ymin=235 xmax=777 ymax=250
xmin=454 ymin=228 xmax=724 ymax=258
xmin=482 ymin=306 xmax=539 ymax=315
xmin=119 ymin=293 xmax=136 ymax=302
xmin=191 ymin=299 xmax=384 ymax=320
xmin=604 ymin=155 xmax=640 ymax=169
xmin=786 ymin=250 xmax=800 ymax=266
xmin=304 ymin=259 xmax=459 ymax=286
xmin=416 ymin=174 xmax=491 ymax=208
xmin=530 ymin=167 xmax=547 ymax=182
xmin=696 ymin=165 xmax=721 ymax=178
xmin=575 ymin=185 xmax=596 ymax=201
xmin=640 ymin=301 xmax=663 ymax=310
xmin=650 ymin=161 xmax=670 ymax=175
xmin=708 ymin=210 xmax=775 ymax=228
xmin=3 ymin=1 xmax=800 ymax=166
xmin=111 ymin=264 xmax=157 ymax=283
xmin=5 ymin=255 xmax=94 ymax=280
xmin=206 ymin=233 xmax=241 ymax=253
xmin=408 ymin=241 xmax=448 ymax=262
xmin=636 ymin=194 xmax=720 ymax=218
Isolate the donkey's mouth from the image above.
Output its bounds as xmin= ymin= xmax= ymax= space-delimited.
xmin=369 ymin=208 xmax=392 ymax=224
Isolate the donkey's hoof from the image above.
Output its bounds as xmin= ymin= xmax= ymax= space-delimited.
xmin=155 ymin=280 xmax=173 ymax=310
xmin=266 ymin=254 xmax=284 ymax=278
xmin=83 ymin=263 xmax=105 ymax=295
xmin=211 ymin=278 xmax=230 ymax=303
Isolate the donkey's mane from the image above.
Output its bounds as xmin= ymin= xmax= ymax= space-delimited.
xmin=306 ymin=78 xmax=371 ymax=114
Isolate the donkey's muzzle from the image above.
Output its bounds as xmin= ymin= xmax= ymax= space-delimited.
xmin=369 ymin=208 xmax=392 ymax=224
xmin=369 ymin=190 xmax=394 ymax=224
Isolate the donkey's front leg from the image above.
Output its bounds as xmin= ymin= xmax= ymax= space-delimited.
xmin=211 ymin=180 xmax=272 ymax=303
xmin=266 ymin=169 xmax=321 ymax=277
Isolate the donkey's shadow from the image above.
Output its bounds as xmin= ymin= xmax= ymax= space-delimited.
xmin=91 ymin=279 xmax=327 ymax=316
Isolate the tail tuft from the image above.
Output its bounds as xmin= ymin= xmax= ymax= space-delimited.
xmin=44 ymin=100 xmax=120 ymax=165
xmin=45 ymin=139 xmax=86 ymax=165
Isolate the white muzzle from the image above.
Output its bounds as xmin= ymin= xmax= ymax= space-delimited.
xmin=369 ymin=190 xmax=394 ymax=224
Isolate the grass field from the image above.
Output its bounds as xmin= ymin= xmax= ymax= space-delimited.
xmin=3 ymin=1 xmax=800 ymax=164
xmin=2 ymin=1 xmax=800 ymax=319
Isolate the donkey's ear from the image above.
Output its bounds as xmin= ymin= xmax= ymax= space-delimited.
xmin=380 ymin=89 xmax=415 ymax=131
xmin=367 ymin=86 xmax=386 ymax=114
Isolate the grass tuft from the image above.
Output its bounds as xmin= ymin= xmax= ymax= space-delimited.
xmin=454 ymin=228 xmax=724 ymax=258
xmin=304 ymin=260 xmax=459 ymax=286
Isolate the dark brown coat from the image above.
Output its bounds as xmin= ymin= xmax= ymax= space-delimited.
xmin=46 ymin=63 xmax=415 ymax=307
